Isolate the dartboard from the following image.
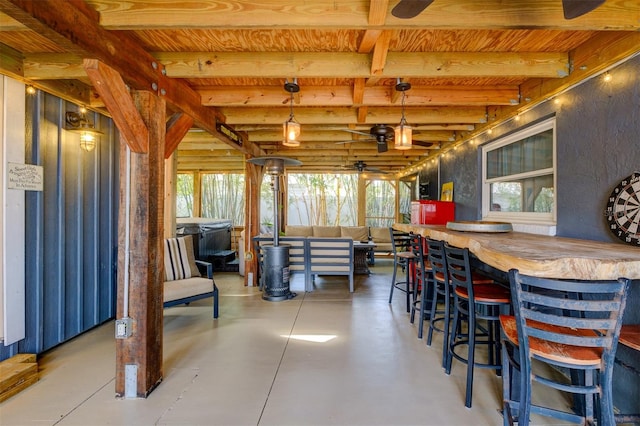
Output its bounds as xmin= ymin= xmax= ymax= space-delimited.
xmin=606 ymin=172 xmax=640 ymax=245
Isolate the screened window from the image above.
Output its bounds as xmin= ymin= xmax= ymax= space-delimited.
xmin=287 ymin=173 xmax=358 ymax=226
xmin=201 ymin=173 xmax=245 ymax=226
xmin=482 ymin=118 xmax=556 ymax=227
xmin=176 ymin=173 xmax=194 ymax=218
xmin=365 ymin=179 xmax=395 ymax=227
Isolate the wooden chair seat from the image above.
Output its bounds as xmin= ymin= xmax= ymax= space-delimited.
xmin=434 ymin=271 xmax=491 ymax=284
xmin=396 ymin=251 xmax=416 ymax=260
xmin=500 ymin=315 xmax=602 ymax=366
xmin=455 ymin=283 xmax=511 ymax=304
xmin=619 ymin=324 xmax=640 ymax=351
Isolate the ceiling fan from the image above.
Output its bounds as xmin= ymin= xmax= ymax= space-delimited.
xmin=336 ymin=124 xmax=435 ymax=153
xmin=391 ymin=0 xmax=605 ymax=20
xmin=339 ymin=160 xmax=388 ymax=174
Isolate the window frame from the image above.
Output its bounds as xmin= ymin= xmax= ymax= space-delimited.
xmin=481 ymin=117 xmax=557 ymax=232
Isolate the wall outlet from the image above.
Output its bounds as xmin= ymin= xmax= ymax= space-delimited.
xmin=115 ymin=317 xmax=133 ymax=339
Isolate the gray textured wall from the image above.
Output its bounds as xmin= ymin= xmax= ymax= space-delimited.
xmin=417 ymin=53 xmax=640 ymax=415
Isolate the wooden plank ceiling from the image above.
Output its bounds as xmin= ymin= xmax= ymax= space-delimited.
xmin=1 ymin=0 xmax=639 ymax=175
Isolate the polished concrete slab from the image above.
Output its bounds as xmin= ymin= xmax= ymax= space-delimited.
xmin=0 ymin=259 xmax=572 ymax=425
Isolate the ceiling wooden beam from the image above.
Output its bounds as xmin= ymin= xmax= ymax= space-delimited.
xmin=84 ymin=59 xmax=149 ymax=153
xmin=165 ymin=112 xmax=194 ymax=159
xmin=155 ymin=51 xmax=569 ymax=79
xmin=368 ymin=0 xmax=389 ymax=26
xmin=249 ymin=129 xmax=454 ymax=142
xmin=370 ymin=30 xmax=391 ymax=75
xmin=231 ymin=123 xmax=475 ymax=131
xmin=88 ymin=0 xmax=640 ymax=31
xmin=218 ymin=106 xmax=487 ymax=125
xmin=0 ymin=0 xmax=263 ymax=157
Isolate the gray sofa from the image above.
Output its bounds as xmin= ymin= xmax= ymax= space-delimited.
xmin=253 ymin=235 xmax=354 ymax=292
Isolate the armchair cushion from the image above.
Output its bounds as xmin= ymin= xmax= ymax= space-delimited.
xmin=164 ymin=235 xmax=200 ymax=281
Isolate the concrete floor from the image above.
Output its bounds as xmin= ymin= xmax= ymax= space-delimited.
xmin=0 ymin=258 xmax=574 ymax=425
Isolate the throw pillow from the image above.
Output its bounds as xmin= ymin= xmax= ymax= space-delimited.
xmin=164 ymin=235 xmax=200 ymax=281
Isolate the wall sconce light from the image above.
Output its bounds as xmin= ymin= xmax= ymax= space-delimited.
xmin=394 ymin=78 xmax=412 ymax=150
xmin=26 ymin=85 xmax=36 ymax=95
xmin=66 ymin=107 xmax=103 ymax=152
xmin=283 ymin=79 xmax=301 ymax=147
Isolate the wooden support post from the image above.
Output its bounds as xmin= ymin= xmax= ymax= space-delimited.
xmin=244 ymin=159 xmax=263 ymax=286
xmin=115 ymin=91 xmax=166 ymax=398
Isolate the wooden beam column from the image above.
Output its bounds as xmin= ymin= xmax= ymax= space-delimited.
xmin=244 ymin=159 xmax=263 ymax=286
xmin=115 ymin=91 xmax=166 ymax=398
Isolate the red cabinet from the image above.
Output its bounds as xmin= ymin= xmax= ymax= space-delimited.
xmin=410 ymin=200 xmax=455 ymax=225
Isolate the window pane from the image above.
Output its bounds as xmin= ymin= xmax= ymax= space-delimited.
xmin=287 ymin=174 xmax=358 ymax=226
xmin=365 ymin=180 xmax=395 ymax=227
xmin=200 ymin=174 xmax=245 ymax=226
xmin=486 ymin=129 xmax=553 ymax=179
xmin=490 ymin=174 xmax=554 ymax=213
xmin=260 ymin=177 xmax=275 ymax=232
xmin=176 ymin=173 xmax=194 ymax=218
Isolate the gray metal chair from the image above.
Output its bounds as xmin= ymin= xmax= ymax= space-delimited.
xmin=444 ymin=244 xmax=511 ymax=408
xmin=408 ymin=234 xmax=433 ymax=338
xmin=501 ymin=269 xmax=630 ymax=426
xmin=388 ymin=227 xmax=413 ymax=312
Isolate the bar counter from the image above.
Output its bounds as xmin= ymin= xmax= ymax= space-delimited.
xmin=395 ymin=224 xmax=640 ymax=281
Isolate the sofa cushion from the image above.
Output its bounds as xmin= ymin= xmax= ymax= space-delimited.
xmin=164 ymin=235 xmax=200 ymax=281
xmin=285 ymin=225 xmax=313 ymax=237
xmin=340 ymin=226 xmax=369 ymax=241
xmin=313 ymin=226 xmax=341 ymax=237
xmin=370 ymin=227 xmax=391 ymax=243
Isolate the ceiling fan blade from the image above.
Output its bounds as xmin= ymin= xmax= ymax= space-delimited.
xmin=391 ymin=0 xmax=435 ymax=19
xmin=562 ymin=0 xmax=605 ymax=19
xmin=412 ymin=140 xmax=435 ymax=148
xmin=365 ymin=167 xmax=388 ymax=174
xmin=342 ymin=129 xmax=373 ymax=137
xmin=335 ymin=138 xmax=375 ymax=145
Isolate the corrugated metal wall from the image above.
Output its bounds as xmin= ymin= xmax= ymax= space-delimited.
xmin=0 ymin=90 xmax=119 ymax=360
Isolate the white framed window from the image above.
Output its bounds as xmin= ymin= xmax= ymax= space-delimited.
xmin=482 ymin=117 xmax=557 ymax=235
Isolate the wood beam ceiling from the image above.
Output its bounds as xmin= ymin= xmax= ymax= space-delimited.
xmin=0 ymin=0 xmax=263 ymax=157
xmin=88 ymin=0 xmax=640 ymax=31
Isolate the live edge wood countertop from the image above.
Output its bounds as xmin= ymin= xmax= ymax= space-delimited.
xmin=395 ymin=224 xmax=640 ymax=281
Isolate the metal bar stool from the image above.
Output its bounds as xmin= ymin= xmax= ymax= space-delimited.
xmin=444 ymin=243 xmax=511 ymax=408
xmin=500 ymin=269 xmax=630 ymax=426
xmin=388 ymin=227 xmax=414 ymax=312
xmin=424 ymin=238 xmax=451 ymax=366
xmin=409 ymin=234 xmax=434 ymax=338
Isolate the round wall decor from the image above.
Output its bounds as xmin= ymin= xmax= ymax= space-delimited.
xmin=605 ymin=172 xmax=640 ymax=245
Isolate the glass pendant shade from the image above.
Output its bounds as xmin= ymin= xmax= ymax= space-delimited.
xmin=283 ymin=120 xmax=301 ymax=147
xmin=394 ymin=122 xmax=412 ymax=150
xmin=79 ymin=131 xmax=97 ymax=152
xmin=66 ymin=110 xmax=102 ymax=152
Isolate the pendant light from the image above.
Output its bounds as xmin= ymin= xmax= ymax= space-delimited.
xmin=283 ymin=79 xmax=301 ymax=147
xmin=394 ymin=79 xmax=412 ymax=150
